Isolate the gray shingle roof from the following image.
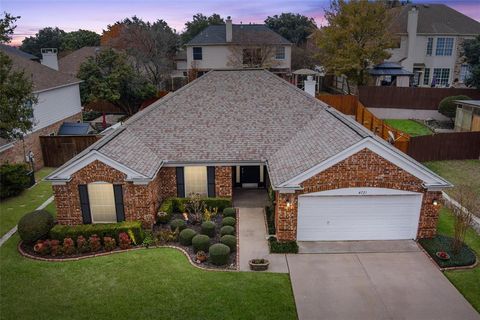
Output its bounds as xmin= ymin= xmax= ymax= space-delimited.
xmin=59 ymin=46 xmax=103 ymax=76
xmin=0 ymin=44 xmax=39 ymax=61
xmin=187 ymin=24 xmax=292 ymax=45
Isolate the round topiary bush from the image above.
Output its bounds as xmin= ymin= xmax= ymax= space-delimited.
xmin=209 ymin=243 xmax=231 ymax=266
xmin=438 ymin=95 xmax=471 ymax=119
xmin=201 ymin=221 xmax=216 ymax=237
xmin=220 ymin=234 xmax=236 ymax=252
xmin=192 ymin=234 xmax=210 ymax=253
xmin=223 ymin=207 xmax=236 ymax=217
xmin=170 ymin=219 xmax=186 ymax=232
xmin=220 ymin=225 xmax=235 ymax=236
xmin=179 ymin=228 xmax=197 ymax=246
xmin=222 ymin=217 xmax=236 ymax=227
xmin=18 ymin=210 xmax=55 ymax=244
xmin=156 ymin=211 xmax=171 ymax=224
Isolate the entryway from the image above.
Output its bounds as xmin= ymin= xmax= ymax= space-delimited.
xmin=232 ymin=165 xmax=266 ymax=189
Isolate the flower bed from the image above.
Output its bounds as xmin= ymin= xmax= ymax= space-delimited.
xmin=419 ymin=235 xmax=477 ymax=268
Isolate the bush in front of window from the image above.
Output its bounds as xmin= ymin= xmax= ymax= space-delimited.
xmin=201 ymin=221 xmax=216 ymax=237
xmin=220 ymin=235 xmax=236 ymax=252
xmin=170 ymin=219 xmax=186 ymax=232
xmin=0 ymin=163 xmax=31 ymax=199
xmin=439 ymin=95 xmax=471 ymax=120
xmin=192 ymin=234 xmax=210 ymax=253
xmin=156 ymin=211 xmax=171 ymax=224
xmin=103 ymin=236 xmax=116 ymax=251
xmin=221 ymin=217 xmax=236 ymax=227
xmin=209 ymin=243 xmax=231 ymax=266
xmin=159 ymin=197 xmax=232 ymax=214
xmin=179 ymin=228 xmax=197 ymax=246
xmin=222 ymin=207 xmax=236 ymax=218
xmin=220 ymin=225 xmax=235 ymax=236
xmin=118 ymin=232 xmax=132 ymax=249
xmin=18 ymin=210 xmax=55 ymax=244
xmin=62 ymin=237 xmax=76 ymax=255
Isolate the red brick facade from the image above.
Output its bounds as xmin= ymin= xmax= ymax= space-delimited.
xmin=0 ymin=113 xmax=82 ymax=170
xmin=215 ymin=166 xmax=232 ymax=197
xmin=275 ymin=148 xmax=441 ymax=241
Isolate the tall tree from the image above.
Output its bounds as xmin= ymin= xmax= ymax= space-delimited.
xmin=462 ymin=35 xmax=480 ymax=88
xmin=78 ymin=48 xmax=156 ymax=116
xmin=265 ymin=13 xmax=317 ymax=46
xmin=61 ymin=29 xmax=101 ymax=52
xmin=20 ymin=27 xmax=65 ymax=57
xmin=181 ymin=13 xmax=224 ymax=44
xmin=315 ymin=0 xmax=393 ymax=86
xmin=0 ymin=12 xmax=20 ymax=43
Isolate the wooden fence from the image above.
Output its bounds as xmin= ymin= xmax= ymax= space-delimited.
xmin=358 ymin=86 xmax=480 ymax=110
xmin=40 ymin=135 xmax=100 ymax=167
xmin=317 ymin=94 xmax=357 ymax=115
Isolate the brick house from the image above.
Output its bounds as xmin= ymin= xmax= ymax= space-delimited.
xmin=47 ymin=70 xmax=451 ymax=241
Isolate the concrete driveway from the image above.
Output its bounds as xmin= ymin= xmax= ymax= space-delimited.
xmin=287 ymin=252 xmax=480 ymax=320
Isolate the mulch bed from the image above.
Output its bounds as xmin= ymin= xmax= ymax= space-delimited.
xmin=418 ymin=235 xmax=477 ymax=269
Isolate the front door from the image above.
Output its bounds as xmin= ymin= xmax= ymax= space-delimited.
xmin=240 ymin=166 xmax=260 ymax=186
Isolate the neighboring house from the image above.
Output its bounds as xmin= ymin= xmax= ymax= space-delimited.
xmin=454 ymin=100 xmax=480 ymax=132
xmin=0 ymin=46 xmax=83 ymax=170
xmin=0 ymin=43 xmax=40 ymax=62
xmin=186 ymin=17 xmax=292 ymax=76
xmin=46 ymin=69 xmax=450 ymax=242
xmin=388 ymin=4 xmax=480 ymax=87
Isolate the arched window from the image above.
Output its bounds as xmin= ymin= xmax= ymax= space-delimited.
xmin=87 ymin=182 xmax=116 ymax=223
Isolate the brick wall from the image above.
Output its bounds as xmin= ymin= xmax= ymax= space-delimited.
xmin=215 ymin=166 xmax=232 ymax=197
xmin=275 ymin=148 xmax=441 ymax=241
xmin=0 ymin=113 xmax=82 ymax=170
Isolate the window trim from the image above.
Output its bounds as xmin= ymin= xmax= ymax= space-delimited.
xmin=433 ymin=68 xmax=450 ymax=87
xmin=435 ymin=37 xmax=454 ymax=56
xmin=192 ymin=47 xmax=203 ymax=61
xmin=87 ymin=182 xmax=117 ymax=224
xmin=275 ymin=46 xmax=285 ymax=60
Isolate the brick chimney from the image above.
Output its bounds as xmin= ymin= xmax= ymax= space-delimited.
xmin=40 ymin=48 xmax=59 ymax=70
xmin=226 ymin=16 xmax=232 ymax=42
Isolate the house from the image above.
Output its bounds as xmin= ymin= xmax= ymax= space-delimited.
xmin=454 ymin=100 xmax=480 ymax=132
xmin=388 ymin=4 xmax=480 ymax=87
xmin=46 ymin=69 xmax=451 ymax=241
xmin=185 ymin=17 xmax=292 ymax=76
xmin=0 ymin=46 xmax=83 ymax=170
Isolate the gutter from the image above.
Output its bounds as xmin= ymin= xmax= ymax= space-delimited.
xmin=33 ymin=80 xmax=83 ymax=94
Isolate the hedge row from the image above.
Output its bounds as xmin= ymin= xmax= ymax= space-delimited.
xmin=159 ymin=197 xmax=232 ymax=214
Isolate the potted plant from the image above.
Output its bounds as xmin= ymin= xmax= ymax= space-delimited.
xmin=196 ymin=250 xmax=207 ymax=263
xmin=436 ymin=251 xmax=450 ymax=260
xmin=249 ymin=258 xmax=270 ymax=271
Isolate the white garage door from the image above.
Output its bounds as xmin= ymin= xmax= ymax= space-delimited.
xmin=297 ymin=188 xmax=423 ymax=241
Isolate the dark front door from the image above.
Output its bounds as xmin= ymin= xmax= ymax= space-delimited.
xmin=240 ymin=166 xmax=260 ymax=184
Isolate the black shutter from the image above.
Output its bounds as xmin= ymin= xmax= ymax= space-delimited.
xmin=78 ymin=185 xmax=92 ymax=224
xmin=113 ymin=185 xmax=125 ymax=222
xmin=176 ymin=167 xmax=185 ymax=197
xmin=207 ymin=166 xmax=215 ymax=197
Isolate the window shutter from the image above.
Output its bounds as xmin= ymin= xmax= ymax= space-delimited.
xmin=176 ymin=167 xmax=185 ymax=197
xmin=207 ymin=166 xmax=215 ymax=197
xmin=113 ymin=185 xmax=125 ymax=222
xmin=78 ymin=185 xmax=92 ymax=224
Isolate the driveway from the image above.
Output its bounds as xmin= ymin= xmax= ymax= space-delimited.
xmin=287 ymin=252 xmax=480 ymax=320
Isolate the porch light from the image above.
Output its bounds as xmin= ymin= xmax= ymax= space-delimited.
xmin=432 ymin=199 xmax=439 ymax=206
xmin=286 ymin=198 xmax=291 ymax=208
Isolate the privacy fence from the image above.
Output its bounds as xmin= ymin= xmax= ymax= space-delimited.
xmin=40 ymin=135 xmax=100 ymax=167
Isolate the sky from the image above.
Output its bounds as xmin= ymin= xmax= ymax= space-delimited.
xmin=2 ymin=0 xmax=480 ymax=46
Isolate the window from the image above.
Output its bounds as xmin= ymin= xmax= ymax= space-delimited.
xmin=433 ymin=68 xmax=450 ymax=87
xmin=184 ymin=166 xmax=207 ymax=196
xmin=87 ymin=183 xmax=116 ymax=223
xmin=193 ymin=47 xmax=202 ymax=60
xmin=275 ymin=46 xmax=285 ymax=60
xmin=460 ymin=64 xmax=471 ymax=83
xmin=426 ymin=37 xmax=433 ymax=56
xmin=242 ymin=48 xmax=262 ymax=66
xmin=435 ymin=37 xmax=454 ymax=56
xmin=413 ymin=68 xmax=422 ymax=86
xmin=423 ymin=68 xmax=430 ymax=85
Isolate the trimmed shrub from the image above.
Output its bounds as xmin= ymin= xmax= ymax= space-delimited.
xmin=62 ymin=237 xmax=76 ymax=255
xmin=438 ymin=95 xmax=471 ymax=119
xmin=266 ymin=206 xmax=275 ymax=235
xmin=88 ymin=235 xmax=101 ymax=252
xmin=170 ymin=219 xmax=186 ymax=232
xmin=268 ymin=237 xmax=298 ymax=253
xmin=192 ymin=234 xmax=210 ymax=253
xmin=179 ymin=228 xmax=197 ymax=246
xmin=223 ymin=207 xmax=236 ymax=217
xmin=220 ymin=225 xmax=235 ymax=236
xmin=0 ymin=163 xmax=31 ymax=199
xmin=156 ymin=211 xmax=171 ymax=224
xmin=103 ymin=236 xmax=116 ymax=251
xmin=220 ymin=234 xmax=236 ymax=252
xmin=201 ymin=221 xmax=216 ymax=237
xmin=160 ymin=197 xmax=232 ymax=214
xmin=76 ymin=236 xmax=90 ymax=253
xmin=18 ymin=210 xmax=55 ymax=244
xmin=118 ymin=232 xmax=132 ymax=249
xmin=209 ymin=243 xmax=231 ymax=266
xmin=50 ymin=240 xmax=62 ymax=256
xmin=33 ymin=239 xmax=50 ymax=255
xmin=222 ymin=217 xmax=236 ymax=227
xmin=50 ymin=221 xmax=144 ymax=244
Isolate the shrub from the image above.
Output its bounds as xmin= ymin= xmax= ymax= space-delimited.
xmin=18 ymin=210 xmax=55 ymax=244
xmin=419 ymin=235 xmax=477 ymax=268
xmin=103 ymin=236 xmax=116 ymax=251
xmin=223 ymin=207 xmax=236 ymax=217
xmin=220 ymin=235 xmax=236 ymax=252
xmin=202 ymin=207 xmax=218 ymax=222
xmin=118 ymin=232 xmax=132 ymax=250
xmin=222 ymin=217 xmax=236 ymax=227
xmin=50 ymin=221 xmax=144 ymax=244
xmin=76 ymin=236 xmax=89 ymax=253
xmin=170 ymin=219 xmax=186 ymax=232
xmin=201 ymin=221 xmax=216 ymax=237
xmin=179 ymin=228 xmax=197 ymax=246
xmin=160 ymin=197 xmax=232 ymax=214
xmin=62 ymin=237 xmax=76 ymax=255
xmin=156 ymin=229 xmax=178 ymax=244
xmin=89 ymin=234 xmax=101 ymax=252
xmin=192 ymin=234 xmax=210 ymax=253
xmin=142 ymin=231 xmax=154 ymax=248
xmin=266 ymin=206 xmax=275 ymax=235
xmin=438 ymin=95 xmax=471 ymax=119
xmin=33 ymin=239 xmax=50 ymax=255
xmin=156 ymin=211 xmax=171 ymax=224
xmin=209 ymin=243 xmax=231 ymax=266
xmin=268 ymin=237 xmax=298 ymax=253
xmin=0 ymin=163 xmax=31 ymax=199
xmin=220 ymin=225 xmax=235 ymax=236
xmin=50 ymin=239 xmax=62 ymax=256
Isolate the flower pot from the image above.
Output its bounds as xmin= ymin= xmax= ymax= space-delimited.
xmin=249 ymin=259 xmax=270 ymax=271
xmin=436 ymin=251 xmax=450 ymax=260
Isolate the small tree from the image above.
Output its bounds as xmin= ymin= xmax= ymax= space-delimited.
xmin=461 ymin=35 xmax=480 ymax=88
xmin=438 ymin=95 xmax=470 ymax=121
xmin=0 ymin=12 xmax=20 ymax=43
xmin=185 ymin=193 xmax=205 ymax=224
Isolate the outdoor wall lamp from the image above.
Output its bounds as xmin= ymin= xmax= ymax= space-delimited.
xmin=286 ymin=198 xmax=291 ymax=208
xmin=432 ymin=199 xmax=439 ymax=206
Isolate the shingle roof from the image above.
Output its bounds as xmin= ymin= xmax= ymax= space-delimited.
xmin=59 ymin=46 xmax=103 ymax=76
xmin=389 ymin=4 xmax=480 ymax=35
xmin=0 ymin=46 xmax=81 ymax=92
xmin=0 ymin=44 xmax=39 ymax=61
xmin=187 ymin=24 xmax=291 ymax=45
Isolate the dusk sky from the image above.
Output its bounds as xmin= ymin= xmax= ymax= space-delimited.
xmin=3 ymin=0 xmax=480 ymax=46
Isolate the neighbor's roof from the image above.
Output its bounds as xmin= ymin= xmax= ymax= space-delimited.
xmin=59 ymin=46 xmax=103 ymax=76
xmin=0 ymin=46 xmax=81 ymax=92
xmin=187 ymin=24 xmax=291 ymax=45
xmin=58 ymin=122 xmax=92 ymax=135
xmin=0 ymin=44 xmax=39 ymax=61
xmin=389 ymin=4 xmax=480 ymax=35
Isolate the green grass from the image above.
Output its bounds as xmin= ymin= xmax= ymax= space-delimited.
xmin=0 ymin=168 xmax=55 ymax=237
xmin=0 ymin=235 xmax=296 ymax=320
xmin=437 ymin=208 xmax=480 ymax=312
xmin=384 ymin=119 xmax=433 ymax=136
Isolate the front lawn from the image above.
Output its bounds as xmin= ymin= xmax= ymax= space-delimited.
xmin=0 ymin=167 xmax=55 ymax=237
xmin=384 ymin=119 xmax=433 ymax=136
xmin=0 ymin=235 xmax=296 ymax=320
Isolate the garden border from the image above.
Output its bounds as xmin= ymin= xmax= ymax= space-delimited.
xmin=416 ymin=240 xmax=478 ymax=272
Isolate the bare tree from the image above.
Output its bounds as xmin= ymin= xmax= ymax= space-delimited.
xmin=227 ymin=43 xmax=280 ymax=69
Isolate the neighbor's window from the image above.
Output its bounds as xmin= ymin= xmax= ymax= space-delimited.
xmin=423 ymin=68 xmax=430 ymax=85
xmin=426 ymin=37 xmax=433 ymax=56
xmin=460 ymin=64 xmax=471 ymax=83
xmin=433 ymin=68 xmax=450 ymax=87
xmin=242 ymin=48 xmax=262 ymax=66
xmin=275 ymin=46 xmax=285 ymax=60
xmin=193 ymin=47 xmax=203 ymax=60
xmin=184 ymin=166 xmax=207 ymax=196
xmin=87 ymin=183 xmax=116 ymax=223
xmin=435 ymin=37 xmax=454 ymax=56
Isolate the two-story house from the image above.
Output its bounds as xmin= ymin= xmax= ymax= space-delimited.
xmin=185 ymin=17 xmax=292 ymax=76
xmin=388 ymin=4 xmax=480 ymax=87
